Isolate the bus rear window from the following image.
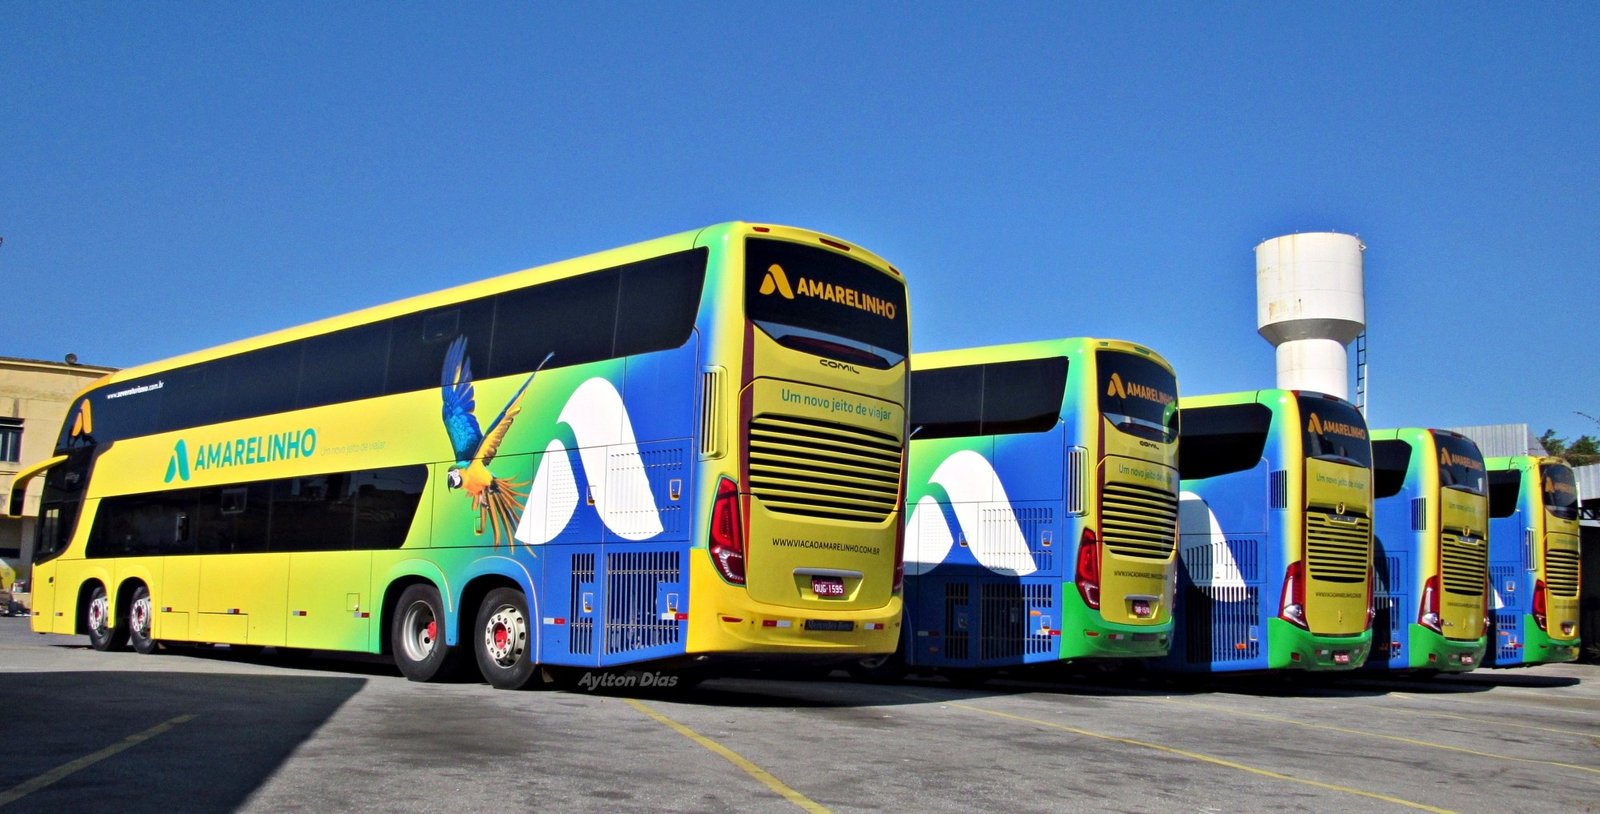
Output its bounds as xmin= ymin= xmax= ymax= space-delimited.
xmin=1431 ymin=432 xmax=1486 ymax=495
xmin=1539 ymin=462 xmax=1578 ymax=520
xmin=745 ymin=238 xmax=907 ymax=368
xmin=1296 ymin=395 xmax=1371 ymax=469
xmin=1096 ymin=351 xmax=1177 ymax=443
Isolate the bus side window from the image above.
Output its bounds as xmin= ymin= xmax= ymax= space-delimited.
xmin=1371 ymin=440 xmax=1412 ymax=499
xmin=1487 ymin=470 xmax=1520 ymax=519
xmin=909 ymin=366 xmax=982 ymax=440
xmin=1177 ymin=403 xmax=1271 ymax=481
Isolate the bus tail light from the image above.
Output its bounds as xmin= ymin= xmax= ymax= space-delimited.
xmin=1074 ymin=528 xmax=1100 ymax=610
xmin=892 ymin=516 xmax=905 ymax=594
xmin=1279 ymin=560 xmax=1308 ymax=629
xmin=709 ymin=477 xmax=745 ymax=585
xmin=1419 ymin=575 xmax=1442 ymax=632
xmin=1532 ymin=579 xmax=1547 ymax=631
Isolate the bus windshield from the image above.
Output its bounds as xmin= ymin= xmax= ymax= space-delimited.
xmin=1540 ymin=462 xmax=1579 ymax=520
xmin=1097 ymin=351 xmax=1177 ymax=443
xmin=745 ymin=238 xmax=908 ymax=369
xmin=1296 ymin=395 xmax=1370 ymax=468
xmin=1431 ymin=432 xmax=1486 ymax=494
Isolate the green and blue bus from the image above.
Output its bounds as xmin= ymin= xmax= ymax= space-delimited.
xmin=1484 ymin=455 xmax=1581 ymax=666
xmin=1365 ymin=428 xmax=1489 ymax=672
xmin=890 ymin=338 xmax=1179 ymax=676
xmin=1160 ymin=390 xmax=1374 ymax=672
xmin=5 ymin=222 xmax=911 ymax=688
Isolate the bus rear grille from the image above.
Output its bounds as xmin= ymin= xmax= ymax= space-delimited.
xmin=1441 ymin=534 xmax=1488 ymax=595
xmin=1101 ymin=482 xmax=1177 ymax=560
xmin=747 ymin=414 xmax=902 ymax=522
xmin=1546 ymin=547 xmax=1580 ymax=596
xmin=1305 ymin=512 xmax=1370 ymax=583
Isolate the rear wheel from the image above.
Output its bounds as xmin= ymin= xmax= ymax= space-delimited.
xmin=847 ymin=652 xmax=906 ymax=683
xmin=85 ymin=584 xmax=129 ymax=652
xmin=392 ymin=584 xmax=463 ymax=682
xmin=129 ymin=585 xmax=159 ymax=655
xmin=475 ymin=588 xmax=537 ymax=690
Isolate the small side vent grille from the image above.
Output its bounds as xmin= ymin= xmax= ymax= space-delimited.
xmin=570 ymin=553 xmax=595 ymax=656
xmin=748 ymin=414 xmax=902 ymax=522
xmin=699 ymin=368 xmax=724 ymax=458
xmin=1066 ymin=446 xmax=1088 ymax=515
xmin=1102 ymin=482 xmax=1177 ymax=560
xmin=605 ymin=551 xmax=682 ymax=654
xmin=1546 ymin=547 xmax=1580 ymax=597
xmin=944 ymin=582 xmax=970 ymax=661
xmin=1523 ymin=529 xmax=1537 ymax=572
xmin=1305 ymin=511 xmax=1370 ymax=583
xmin=1270 ymin=470 xmax=1289 ymax=509
xmin=1441 ymin=534 xmax=1488 ymax=596
xmin=1411 ymin=498 xmax=1427 ymax=531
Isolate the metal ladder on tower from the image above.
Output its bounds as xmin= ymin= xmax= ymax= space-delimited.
xmin=1353 ymin=331 xmax=1369 ymax=417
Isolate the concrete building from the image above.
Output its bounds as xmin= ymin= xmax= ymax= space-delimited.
xmin=1 ymin=355 xmax=116 ymax=588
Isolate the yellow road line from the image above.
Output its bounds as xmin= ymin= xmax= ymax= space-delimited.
xmin=1368 ymin=699 xmax=1597 ymax=739
xmin=1164 ymin=698 xmax=1600 ymax=775
xmin=624 ymin=698 xmax=830 ymax=814
xmin=0 ymin=714 xmax=195 ymax=808
xmin=908 ymin=694 xmax=1453 ymax=814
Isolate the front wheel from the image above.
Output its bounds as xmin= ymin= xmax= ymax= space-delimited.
xmin=475 ymin=588 xmax=537 ymax=690
xmin=392 ymin=584 xmax=463 ymax=682
xmin=85 ymin=584 xmax=129 ymax=652
xmin=129 ymin=585 xmax=159 ymax=655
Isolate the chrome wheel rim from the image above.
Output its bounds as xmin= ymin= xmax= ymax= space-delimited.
xmin=400 ymin=601 xmax=438 ymax=663
xmin=88 ymin=593 xmax=109 ymax=634
xmin=131 ymin=594 xmax=152 ymax=639
xmin=482 ymin=604 xmax=527 ymax=667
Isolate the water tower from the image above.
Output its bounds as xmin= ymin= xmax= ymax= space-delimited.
xmin=1255 ymin=233 xmax=1366 ymax=402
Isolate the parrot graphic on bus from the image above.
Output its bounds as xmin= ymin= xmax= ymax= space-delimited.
xmin=438 ymin=335 xmax=550 ymax=547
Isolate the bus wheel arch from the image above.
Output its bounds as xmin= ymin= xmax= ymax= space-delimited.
xmin=388 ymin=581 xmax=465 ymax=682
xmin=80 ymin=581 xmax=128 ymax=652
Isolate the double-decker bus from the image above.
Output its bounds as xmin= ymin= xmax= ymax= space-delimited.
xmin=1365 ymin=429 xmax=1489 ymax=672
xmin=1483 ymin=455 xmax=1581 ymax=667
xmin=4 ymin=222 xmax=910 ymax=689
xmin=886 ymin=339 xmax=1178 ymax=677
xmin=1159 ymin=390 xmax=1374 ymax=672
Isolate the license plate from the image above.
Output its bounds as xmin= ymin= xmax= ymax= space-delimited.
xmin=804 ymin=619 xmax=854 ymax=632
xmin=1332 ymin=651 xmax=1351 ymax=665
xmin=1131 ymin=599 xmax=1152 ymax=618
xmin=1461 ymin=655 xmax=1474 ymax=666
xmin=812 ymin=576 xmax=846 ymax=598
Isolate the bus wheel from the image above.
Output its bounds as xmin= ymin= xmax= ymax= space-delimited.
xmin=392 ymin=584 xmax=462 ymax=682
xmin=475 ymin=588 xmax=537 ymax=690
xmin=847 ymin=653 xmax=906 ymax=683
xmin=129 ymin=585 xmax=159 ymax=655
xmin=86 ymin=584 xmax=129 ymax=652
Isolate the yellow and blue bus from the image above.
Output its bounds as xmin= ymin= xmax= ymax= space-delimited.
xmin=1484 ymin=455 xmax=1581 ymax=666
xmin=1159 ymin=390 xmax=1374 ymax=672
xmin=1365 ymin=428 xmax=1489 ymax=672
xmin=4 ymin=222 xmax=910 ymax=688
xmin=892 ymin=339 xmax=1179 ymax=675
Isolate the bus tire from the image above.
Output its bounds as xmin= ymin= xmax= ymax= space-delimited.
xmin=129 ymin=584 xmax=159 ymax=655
xmin=86 ymin=583 xmax=129 ymax=652
xmin=392 ymin=584 xmax=462 ymax=682
xmin=474 ymin=587 xmax=537 ymax=690
xmin=847 ymin=652 xmax=906 ymax=683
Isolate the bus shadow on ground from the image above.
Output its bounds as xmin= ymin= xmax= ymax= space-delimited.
xmin=0 ymin=670 xmax=366 ymax=814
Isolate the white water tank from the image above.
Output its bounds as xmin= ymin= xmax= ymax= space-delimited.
xmin=1255 ymin=233 xmax=1365 ymax=399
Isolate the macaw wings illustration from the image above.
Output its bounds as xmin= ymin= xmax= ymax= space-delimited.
xmin=440 ymin=336 xmax=484 ymax=463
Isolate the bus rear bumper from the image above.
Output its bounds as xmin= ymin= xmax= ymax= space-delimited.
xmin=1524 ymin=621 xmax=1580 ymax=664
xmin=1061 ymin=602 xmax=1172 ymax=659
xmin=1409 ymin=625 xmax=1487 ymax=671
xmin=1266 ymin=619 xmax=1371 ymax=670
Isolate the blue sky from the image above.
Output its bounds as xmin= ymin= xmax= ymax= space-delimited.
xmin=4 ymin=4 xmax=1596 ymax=441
